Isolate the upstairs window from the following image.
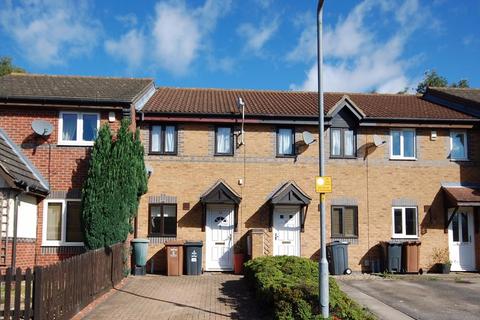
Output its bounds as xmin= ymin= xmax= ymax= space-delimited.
xmin=450 ymin=131 xmax=468 ymax=160
xmin=59 ymin=112 xmax=99 ymax=146
xmin=277 ymin=127 xmax=295 ymax=156
xmin=44 ymin=200 xmax=84 ymax=246
xmin=392 ymin=207 xmax=418 ymax=238
xmin=150 ymin=125 xmax=177 ymax=155
xmin=331 ymin=128 xmax=356 ymax=158
xmin=149 ymin=204 xmax=177 ymax=237
xmin=215 ymin=126 xmax=234 ymax=155
xmin=390 ymin=129 xmax=416 ymax=159
xmin=331 ymin=206 xmax=358 ymax=238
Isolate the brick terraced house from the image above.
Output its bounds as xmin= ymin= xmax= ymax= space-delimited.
xmin=137 ymin=87 xmax=480 ymax=273
xmin=0 ymin=74 xmax=154 ymax=268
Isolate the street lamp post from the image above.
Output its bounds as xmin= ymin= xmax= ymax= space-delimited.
xmin=316 ymin=0 xmax=329 ymax=319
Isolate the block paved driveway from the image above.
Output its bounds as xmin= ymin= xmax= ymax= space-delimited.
xmin=338 ymin=273 xmax=480 ymax=320
xmin=83 ymin=273 xmax=269 ymax=320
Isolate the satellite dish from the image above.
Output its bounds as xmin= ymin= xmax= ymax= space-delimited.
xmin=32 ymin=120 xmax=53 ymax=136
xmin=373 ymin=134 xmax=386 ymax=147
xmin=302 ymin=131 xmax=316 ymax=145
xmin=145 ymin=165 xmax=153 ymax=178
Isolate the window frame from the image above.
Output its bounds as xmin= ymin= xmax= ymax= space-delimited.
xmin=58 ymin=111 xmax=100 ymax=146
xmin=214 ymin=125 xmax=234 ymax=156
xmin=390 ymin=128 xmax=416 ymax=160
xmin=391 ymin=206 xmax=418 ymax=239
xmin=331 ymin=206 xmax=358 ymax=238
xmin=42 ymin=199 xmax=84 ymax=247
xmin=276 ymin=126 xmax=296 ymax=157
xmin=449 ymin=130 xmax=468 ymax=161
xmin=149 ymin=124 xmax=178 ymax=155
xmin=148 ymin=204 xmax=178 ymax=237
xmin=330 ymin=127 xmax=357 ymax=159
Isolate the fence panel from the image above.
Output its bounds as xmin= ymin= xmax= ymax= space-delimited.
xmin=1 ymin=242 xmax=126 ymax=319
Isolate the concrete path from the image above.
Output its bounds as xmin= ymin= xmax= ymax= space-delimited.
xmin=82 ymin=273 xmax=269 ymax=320
xmin=338 ymin=273 xmax=480 ymax=320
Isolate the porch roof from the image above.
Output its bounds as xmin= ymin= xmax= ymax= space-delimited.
xmin=200 ymin=179 xmax=241 ymax=204
xmin=443 ymin=186 xmax=480 ymax=207
xmin=267 ymin=181 xmax=311 ymax=205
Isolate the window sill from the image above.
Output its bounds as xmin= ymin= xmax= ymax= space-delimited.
xmin=58 ymin=141 xmax=94 ymax=147
xmin=391 ymin=236 xmax=419 ymax=240
xmin=214 ymin=153 xmax=234 ymax=157
xmin=330 ymin=156 xmax=357 ymax=160
xmin=450 ymin=158 xmax=470 ymax=162
xmin=389 ymin=157 xmax=417 ymax=161
xmin=276 ymin=154 xmax=296 ymax=158
xmin=148 ymin=152 xmax=178 ymax=156
xmin=42 ymin=242 xmax=84 ymax=247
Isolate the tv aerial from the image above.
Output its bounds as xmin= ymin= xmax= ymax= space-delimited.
xmin=31 ymin=119 xmax=53 ymax=137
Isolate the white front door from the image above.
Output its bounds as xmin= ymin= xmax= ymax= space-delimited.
xmin=206 ymin=205 xmax=234 ymax=271
xmin=273 ymin=206 xmax=300 ymax=256
xmin=448 ymin=207 xmax=476 ymax=271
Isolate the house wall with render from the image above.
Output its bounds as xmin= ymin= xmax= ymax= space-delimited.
xmin=138 ymin=121 xmax=480 ymax=273
xmin=0 ymin=105 xmax=123 ymax=267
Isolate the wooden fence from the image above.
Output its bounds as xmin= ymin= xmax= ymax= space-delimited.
xmin=1 ymin=242 xmax=126 ymax=320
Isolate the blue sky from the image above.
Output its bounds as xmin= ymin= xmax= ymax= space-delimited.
xmin=0 ymin=0 xmax=479 ymax=93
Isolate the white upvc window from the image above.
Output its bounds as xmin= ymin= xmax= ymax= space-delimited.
xmin=42 ymin=199 xmax=84 ymax=246
xmin=58 ymin=112 xmax=100 ymax=146
xmin=450 ymin=130 xmax=468 ymax=160
xmin=390 ymin=129 xmax=416 ymax=160
xmin=392 ymin=207 xmax=418 ymax=238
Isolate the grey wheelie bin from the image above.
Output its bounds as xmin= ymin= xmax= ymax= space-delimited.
xmin=185 ymin=241 xmax=203 ymax=275
xmin=326 ymin=241 xmax=352 ymax=275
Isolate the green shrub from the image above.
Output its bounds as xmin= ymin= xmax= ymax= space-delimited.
xmin=244 ymin=256 xmax=374 ymax=320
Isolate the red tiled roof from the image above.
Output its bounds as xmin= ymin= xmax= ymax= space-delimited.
xmin=143 ymin=87 xmax=475 ymax=121
xmin=443 ymin=187 xmax=480 ymax=205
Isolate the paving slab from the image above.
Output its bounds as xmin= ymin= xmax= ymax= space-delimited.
xmin=82 ymin=273 xmax=269 ymax=320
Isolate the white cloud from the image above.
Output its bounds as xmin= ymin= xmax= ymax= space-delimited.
xmin=115 ymin=13 xmax=138 ymax=27
xmin=0 ymin=0 xmax=100 ymax=67
xmin=105 ymin=0 xmax=231 ymax=76
xmin=289 ymin=0 xmax=433 ymax=93
xmin=237 ymin=18 xmax=279 ymax=55
xmin=104 ymin=29 xmax=146 ymax=69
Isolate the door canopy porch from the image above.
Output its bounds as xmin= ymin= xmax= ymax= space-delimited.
xmin=200 ymin=179 xmax=241 ymax=231
xmin=267 ymin=181 xmax=311 ymax=232
xmin=443 ymin=186 xmax=480 ymax=230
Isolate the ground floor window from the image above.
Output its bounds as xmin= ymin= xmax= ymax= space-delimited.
xmin=331 ymin=206 xmax=358 ymax=237
xmin=392 ymin=207 xmax=418 ymax=238
xmin=149 ymin=204 xmax=177 ymax=237
xmin=44 ymin=200 xmax=84 ymax=246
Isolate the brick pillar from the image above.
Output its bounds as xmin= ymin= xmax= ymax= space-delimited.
xmin=250 ymin=228 xmax=265 ymax=259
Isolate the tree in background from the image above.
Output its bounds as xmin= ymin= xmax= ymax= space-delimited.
xmin=82 ymin=120 xmax=148 ymax=249
xmin=416 ymin=70 xmax=469 ymax=93
xmin=0 ymin=56 xmax=25 ymax=76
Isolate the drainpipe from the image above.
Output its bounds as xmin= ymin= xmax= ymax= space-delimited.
xmin=11 ymin=189 xmax=24 ymax=270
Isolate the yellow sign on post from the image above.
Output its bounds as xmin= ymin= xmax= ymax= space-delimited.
xmin=315 ymin=176 xmax=332 ymax=193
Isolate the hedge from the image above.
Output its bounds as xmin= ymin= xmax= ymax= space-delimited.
xmin=244 ymin=256 xmax=375 ymax=320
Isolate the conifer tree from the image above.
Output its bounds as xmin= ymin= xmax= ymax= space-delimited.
xmin=82 ymin=120 xmax=148 ymax=249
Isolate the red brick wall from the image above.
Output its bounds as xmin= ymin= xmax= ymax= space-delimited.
xmin=3 ymin=239 xmax=36 ymax=269
xmin=0 ymin=104 xmax=128 ymax=266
